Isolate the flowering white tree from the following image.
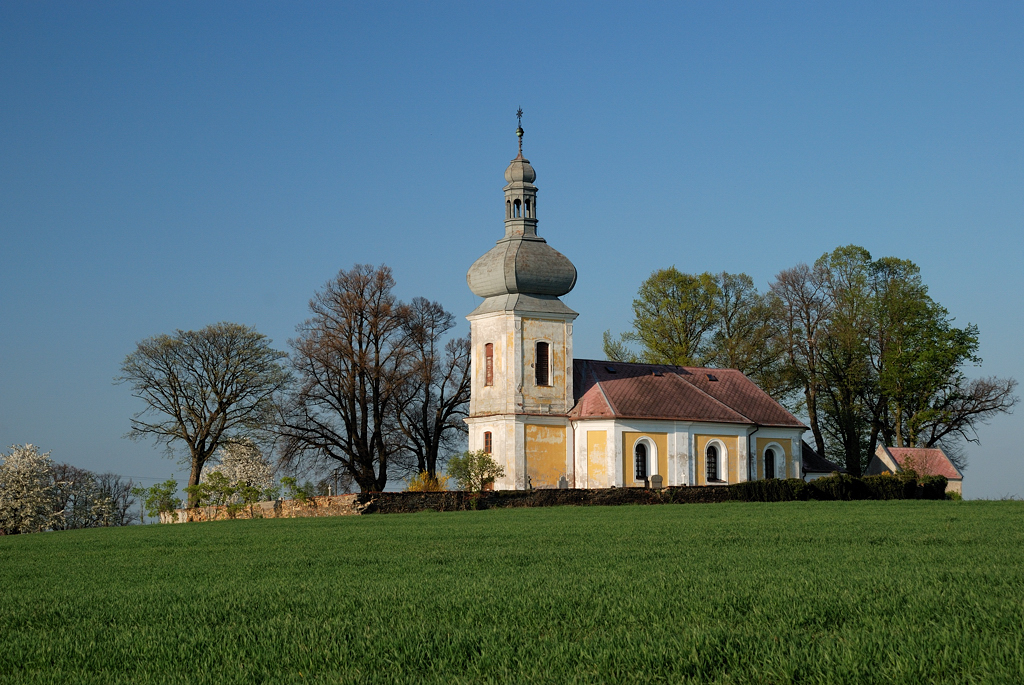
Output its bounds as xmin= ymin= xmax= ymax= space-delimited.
xmin=0 ymin=444 xmax=60 ymax=535
xmin=202 ymin=439 xmax=275 ymax=496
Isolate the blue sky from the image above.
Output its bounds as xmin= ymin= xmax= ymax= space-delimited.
xmin=2 ymin=2 xmax=1021 ymax=497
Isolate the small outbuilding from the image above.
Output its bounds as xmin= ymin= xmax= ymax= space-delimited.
xmin=800 ymin=442 xmax=845 ymax=481
xmin=866 ymin=445 xmax=963 ymax=495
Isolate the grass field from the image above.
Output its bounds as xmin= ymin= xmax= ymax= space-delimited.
xmin=1 ymin=501 xmax=1022 ymax=684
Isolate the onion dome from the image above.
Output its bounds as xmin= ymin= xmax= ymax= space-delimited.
xmin=466 ymin=118 xmax=577 ymax=311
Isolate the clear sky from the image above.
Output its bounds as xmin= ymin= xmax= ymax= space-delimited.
xmin=2 ymin=2 xmax=1021 ymax=498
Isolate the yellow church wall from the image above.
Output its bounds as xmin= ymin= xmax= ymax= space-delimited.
xmin=621 ymin=432 xmax=668 ymax=487
xmin=586 ymin=431 xmax=608 ymax=489
xmin=755 ymin=438 xmax=791 ymax=479
xmin=694 ymin=435 xmax=740 ymax=485
xmin=525 ymin=424 xmax=566 ymax=488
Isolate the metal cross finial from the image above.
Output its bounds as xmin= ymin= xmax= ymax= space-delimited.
xmin=515 ymin=107 xmax=524 ymax=154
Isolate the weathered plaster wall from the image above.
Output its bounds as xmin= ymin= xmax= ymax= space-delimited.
xmin=585 ymin=430 xmax=609 ymax=489
xmin=520 ymin=318 xmax=572 ymax=414
xmin=694 ymin=434 xmax=740 ymax=485
xmin=525 ymin=423 xmax=567 ymax=488
xmin=755 ymin=437 xmax=791 ymax=479
xmin=468 ymin=312 xmax=574 ymax=419
xmin=621 ymin=431 xmax=669 ymax=487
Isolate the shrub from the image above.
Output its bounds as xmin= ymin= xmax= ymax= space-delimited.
xmin=919 ymin=476 xmax=949 ymax=500
xmin=807 ymin=473 xmax=872 ymax=501
xmin=729 ymin=478 xmax=809 ymax=502
xmin=407 ymin=472 xmax=450 ymax=492
xmin=446 ymin=451 xmax=506 ymax=492
xmin=862 ymin=474 xmax=917 ymax=500
xmin=280 ymin=477 xmax=314 ymax=503
xmin=131 ymin=479 xmax=182 ymax=522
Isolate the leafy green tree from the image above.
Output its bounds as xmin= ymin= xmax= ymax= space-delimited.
xmin=131 ymin=479 xmax=181 ymax=523
xmin=815 ymin=246 xmax=875 ymax=475
xmin=117 ymin=322 xmax=289 ymax=507
xmin=604 ymin=268 xmax=719 ymax=366
xmin=446 ymin=450 xmax=506 ymax=492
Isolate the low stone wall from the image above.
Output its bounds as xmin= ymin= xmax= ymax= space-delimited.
xmin=159 ymin=494 xmax=367 ymax=524
xmin=159 ymin=487 xmax=733 ymax=523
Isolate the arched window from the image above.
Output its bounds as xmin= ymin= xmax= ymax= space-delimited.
xmin=484 ymin=343 xmax=493 ymax=386
xmin=506 ymin=200 xmax=511 ymax=218
xmin=525 ymin=198 xmax=532 ymax=217
xmin=535 ymin=342 xmax=549 ymax=386
xmin=483 ymin=431 xmax=492 ymax=454
xmin=765 ymin=447 xmax=776 ymax=479
xmin=706 ymin=444 xmax=719 ymax=482
xmin=634 ymin=442 xmax=648 ymax=480
xmin=513 ymin=199 xmax=522 ymax=217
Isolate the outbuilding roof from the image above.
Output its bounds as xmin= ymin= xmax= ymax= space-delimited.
xmin=801 ymin=441 xmax=846 ymax=475
xmin=878 ymin=446 xmax=963 ymax=481
xmin=569 ymin=359 xmax=806 ymax=428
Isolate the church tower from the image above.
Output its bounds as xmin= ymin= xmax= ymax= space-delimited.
xmin=465 ymin=117 xmax=578 ymax=489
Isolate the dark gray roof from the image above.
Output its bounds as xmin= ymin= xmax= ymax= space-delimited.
xmin=801 ymin=441 xmax=845 ymax=474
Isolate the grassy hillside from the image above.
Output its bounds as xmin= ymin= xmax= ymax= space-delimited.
xmin=1 ymin=501 xmax=1022 ymax=684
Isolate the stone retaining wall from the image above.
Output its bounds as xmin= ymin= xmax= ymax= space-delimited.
xmin=159 ymin=486 xmax=733 ymax=523
xmin=159 ymin=494 xmax=367 ymax=524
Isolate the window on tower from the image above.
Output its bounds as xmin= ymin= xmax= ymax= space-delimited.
xmin=535 ymin=342 xmax=550 ymax=386
xmin=485 ymin=343 xmax=493 ymax=386
xmin=525 ymin=198 xmax=531 ymax=217
xmin=513 ymin=199 xmax=522 ymax=217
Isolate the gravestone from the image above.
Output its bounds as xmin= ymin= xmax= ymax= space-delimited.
xmin=650 ymin=474 xmax=664 ymax=490
xmin=557 ymin=475 xmax=568 ymax=489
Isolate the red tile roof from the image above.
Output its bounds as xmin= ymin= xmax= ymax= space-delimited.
xmin=569 ymin=359 xmax=805 ymax=428
xmin=884 ymin=447 xmax=962 ymax=480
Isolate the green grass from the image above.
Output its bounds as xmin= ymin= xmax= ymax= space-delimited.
xmin=1 ymin=501 xmax=1023 ymax=684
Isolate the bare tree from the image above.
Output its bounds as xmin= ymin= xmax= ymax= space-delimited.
xmin=277 ymin=264 xmax=411 ymax=493
xmin=396 ymin=297 xmax=471 ymax=480
xmin=117 ymin=322 xmax=289 ymax=506
xmin=95 ymin=473 xmax=139 ymax=526
xmin=769 ymin=262 xmax=832 ymax=460
xmin=917 ymin=376 xmax=1018 ymax=469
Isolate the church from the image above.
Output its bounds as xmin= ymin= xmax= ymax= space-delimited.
xmin=465 ymin=124 xmax=809 ymax=490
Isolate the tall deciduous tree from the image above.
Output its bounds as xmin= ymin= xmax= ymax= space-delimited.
xmin=769 ymin=261 xmax=831 ymax=459
xmin=396 ymin=297 xmax=471 ymax=480
xmin=815 ymin=246 xmax=875 ymax=475
xmin=605 ymin=269 xmax=788 ymax=396
xmin=117 ymin=322 xmax=288 ymax=506
xmin=278 ymin=264 xmax=411 ymax=493
xmin=604 ymin=267 xmax=719 ymax=366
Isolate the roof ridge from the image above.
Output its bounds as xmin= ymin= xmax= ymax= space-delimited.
xmin=673 ymin=371 xmax=754 ymax=423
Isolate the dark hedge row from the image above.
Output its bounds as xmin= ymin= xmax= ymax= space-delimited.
xmin=354 ymin=474 xmax=947 ymax=515
xmin=729 ymin=473 xmax=949 ymax=502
